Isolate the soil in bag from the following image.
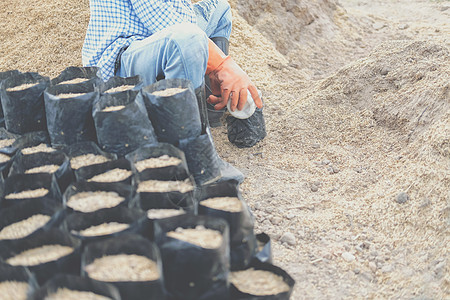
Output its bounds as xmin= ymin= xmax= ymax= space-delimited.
xmin=1 ymin=173 xmax=61 ymax=209
xmin=93 ymin=89 xmax=158 ymax=157
xmin=82 ymin=233 xmax=165 ymax=300
xmin=30 ymin=273 xmax=121 ymax=300
xmin=0 ymin=197 xmax=65 ymax=241
xmin=0 ymin=72 xmax=50 ymax=134
xmin=254 ymin=233 xmax=272 ymax=264
xmin=226 ymin=106 xmax=267 ymax=148
xmin=0 ymin=263 xmax=39 ymax=300
xmin=64 ymin=141 xmax=117 ymax=170
xmin=0 ymin=70 xmax=20 ymax=127
xmin=74 ymin=158 xmax=134 ymax=187
xmin=229 ymin=260 xmax=295 ymax=300
xmin=154 ymin=214 xmax=230 ymax=300
xmin=63 ymin=181 xmax=133 ymax=213
xmin=44 ymin=80 xmax=99 ymax=147
xmin=99 ymin=75 xmax=143 ymax=94
xmin=131 ymin=189 xmax=194 ymax=241
xmin=198 ymin=180 xmax=257 ymax=270
xmin=135 ymin=173 xmax=196 ymax=216
xmin=51 ymin=66 xmax=100 ymax=86
xmin=62 ymin=206 xmax=146 ymax=248
xmin=8 ymin=150 xmax=73 ymax=193
xmin=0 ymin=228 xmax=81 ymax=285
xmin=142 ymin=78 xmax=202 ymax=145
xmin=125 ymin=142 xmax=189 ymax=182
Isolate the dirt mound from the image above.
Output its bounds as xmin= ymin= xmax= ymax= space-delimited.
xmin=316 ymin=40 xmax=449 ymax=159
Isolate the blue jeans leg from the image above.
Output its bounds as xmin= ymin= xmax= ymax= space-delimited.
xmin=194 ymin=0 xmax=232 ymax=39
xmin=117 ymin=23 xmax=208 ymax=89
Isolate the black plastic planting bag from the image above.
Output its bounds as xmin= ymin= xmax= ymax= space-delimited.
xmin=99 ymin=74 xmax=143 ymax=94
xmin=0 ymin=198 xmax=65 ymax=241
xmin=1 ymin=173 xmax=61 ymax=208
xmin=142 ymin=78 xmax=202 ymax=144
xmin=0 ymin=263 xmax=38 ymax=298
xmin=125 ymin=142 xmax=189 ymax=180
xmin=82 ymin=234 xmax=165 ymax=300
xmin=0 ymin=228 xmax=81 ymax=285
xmin=154 ymin=215 xmax=230 ymax=300
xmin=2 ymin=131 xmax=50 ymax=156
xmin=178 ymin=128 xmax=221 ymax=186
xmin=51 ymin=66 xmax=100 ymax=86
xmin=62 ymin=206 xmax=146 ymax=247
xmin=74 ymin=158 xmax=133 ymax=186
xmin=93 ymin=90 xmax=158 ymax=157
xmin=227 ymin=107 xmax=266 ymax=148
xmin=0 ymin=70 xmax=21 ymax=127
xmin=229 ymin=260 xmax=295 ymax=300
xmin=255 ymin=233 xmax=273 ymax=264
xmin=198 ymin=180 xmax=257 ymax=270
xmin=63 ymin=181 xmax=134 ymax=213
xmin=44 ymin=81 xmax=99 ymax=147
xmin=30 ymin=274 xmax=121 ymax=300
xmin=8 ymin=150 xmax=73 ymax=193
xmin=0 ymin=127 xmax=19 ymax=149
xmin=0 ymin=72 xmax=50 ymax=134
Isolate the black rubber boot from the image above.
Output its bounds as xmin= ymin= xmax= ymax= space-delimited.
xmin=205 ymin=37 xmax=229 ymax=128
xmin=188 ymin=82 xmax=244 ymax=185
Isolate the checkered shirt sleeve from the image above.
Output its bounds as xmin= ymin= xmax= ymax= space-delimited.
xmin=82 ymin=0 xmax=197 ymax=80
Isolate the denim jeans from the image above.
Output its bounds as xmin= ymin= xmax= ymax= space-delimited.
xmin=116 ymin=0 xmax=232 ymax=89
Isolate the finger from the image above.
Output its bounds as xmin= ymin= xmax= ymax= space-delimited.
xmin=207 ymin=95 xmax=222 ymax=104
xmin=248 ymin=85 xmax=263 ymax=108
xmin=237 ymin=89 xmax=248 ymax=111
xmin=230 ymin=90 xmax=239 ymax=112
xmin=221 ymin=89 xmax=232 ymax=107
xmin=214 ymin=99 xmax=227 ymax=110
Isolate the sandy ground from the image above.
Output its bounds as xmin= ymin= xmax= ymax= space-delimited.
xmin=0 ymin=0 xmax=448 ymax=299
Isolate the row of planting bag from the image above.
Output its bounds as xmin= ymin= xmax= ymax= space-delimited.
xmin=0 ymin=65 xmax=293 ymax=299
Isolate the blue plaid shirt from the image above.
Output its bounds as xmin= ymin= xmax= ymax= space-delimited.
xmin=82 ymin=0 xmax=197 ymax=80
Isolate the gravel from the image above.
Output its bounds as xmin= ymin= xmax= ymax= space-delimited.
xmin=87 ymin=168 xmax=132 ymax=183
xmin=4 ymin=188 xmax=49 ymax=200
xmin=280 ymin=232 xmax=296 ymax=246
xmin=66 ymin=191 xmax=125 ymax=213
xmin=0 ymin=281 xmax=29 ymax=300
xmin=75 ymin=222 xmax=130 ymax=237
xmin=45 ymin=288 xmax=112 ymax=300
xmin=146 ymin=209 xmax=185 ymax=219
xmin=396 ymin=192 xmax=410 ymax=204
xmin=342 ymin=252 xmax=356 ymax=262
xmin=134 ymin=155 xmax=182 ymax=172
xmin=85 ymin=254 xmax=159 ymax=282
xmin=0 ymin=214 xmax=51 ymax=240
xmin=137 ymin=179 xmax=194 ymax=193
xmin=25 ymin=164 xmax=60 ymax=174
xmin=200 ymin=196 xmax=242 ymax=213
xmin=167 ymin=225 xmax=223 ymax=249
xmin=6 ymin=244 xmax=74 ymax=266
xmin=70 ymin=154 xmax=110 ymax=170
xmin=230 ymin=268 xmax=290 ymax=296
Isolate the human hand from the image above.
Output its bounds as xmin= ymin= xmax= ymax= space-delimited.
xmin=207 ymin=57 xmax=263 ymax=112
